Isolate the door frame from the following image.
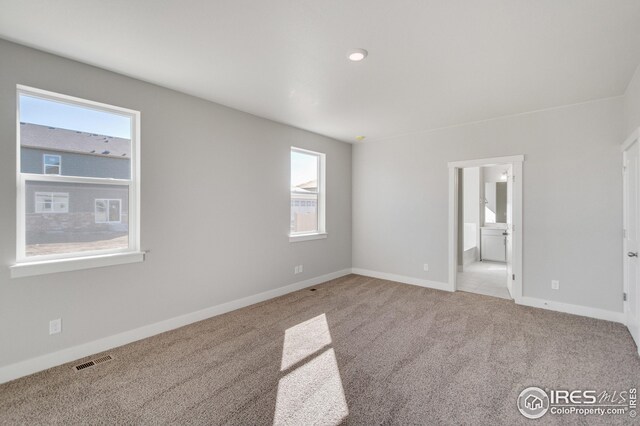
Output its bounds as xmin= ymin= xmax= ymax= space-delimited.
xmin=622 ymin=128 xmax=640 ymax=353
xmin=448 ymin=155 xmax=524 ymax=300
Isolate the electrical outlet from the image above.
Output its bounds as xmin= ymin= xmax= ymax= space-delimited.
xmin=423 ymin=263 xmax=429 ymax=271
xmin=294 ymin=265 xmax=303 ymax=274
xmin=49 ymin=318 xmax=61 ymax=335
xmin=299 ymin=265 xmax=303 ymax=273
xmin=551 ymin=280 xmax=560 ymax=290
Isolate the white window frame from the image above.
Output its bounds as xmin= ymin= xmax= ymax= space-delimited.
xmin=43 ymin=154 xmax=61 ymax=175
xmin=11 ymin=85 xmax=143 ymax=278
xmin=289 ymin=147 xmax=327 ymax=242
xmin=35 ymin=192 xmax=69 ymax=213
xmin=95 ymin=199 xmax=122 ymax=224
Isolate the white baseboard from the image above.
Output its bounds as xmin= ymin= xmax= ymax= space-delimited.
xmin=351 ymin=268 xmax=453 ymax=292
xmin=351 ymin=268 xmax=623 ymax=324
xmin=0 ymin=269 xmax=352 ymax=385
xmin=515 ymin=296 xmax=625 ymax=324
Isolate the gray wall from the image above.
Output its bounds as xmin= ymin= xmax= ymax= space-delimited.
xmin=0 ymin=39 xmax=352 ymax=368
xmin=625 ymin=66 xmax=640 ymax=136
xmin=353 ymin=97 xmax=624 ymax=312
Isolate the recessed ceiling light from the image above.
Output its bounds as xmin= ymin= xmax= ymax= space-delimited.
xmin=348 ymin=48 xmax=368 ymax=62
xmin=355 ymin=135 xmax=366 ymax=141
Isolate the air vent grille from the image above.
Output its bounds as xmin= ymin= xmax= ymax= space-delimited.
xmin=93 ymin=355 xmax=113 ymax=365
xmin=74 ymin=361 xmax=95 ymax=371
xmin=73 ymin=354 xmax=113 ymax=372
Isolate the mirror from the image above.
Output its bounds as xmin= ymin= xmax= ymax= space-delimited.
xmin=485 ymin=182 xmax=507 ymax=224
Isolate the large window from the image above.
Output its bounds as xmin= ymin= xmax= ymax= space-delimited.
xmin=13 ymin=85 xmax=141 ymax=276
xmin=290 ymin=147 xmax=326 ymax=241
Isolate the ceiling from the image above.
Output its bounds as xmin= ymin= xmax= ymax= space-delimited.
xmin=1 ymin=0 xmax=640 ymax=143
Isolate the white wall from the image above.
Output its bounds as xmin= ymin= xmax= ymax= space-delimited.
xmin=482 ymin=165 xmax=508 ymax=183
xmin=625 ymin=66 xmax=640 ymax=136
xmin=353 ymin=97 xmax=624 ymax=312
xmin=0 ymin=40 xmax=352 ymax=369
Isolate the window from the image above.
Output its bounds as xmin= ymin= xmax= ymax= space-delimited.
xmin=12 ymin=85 xmax=142 ymax=277
xmin=43 ymin=154 xmax=61 ymax=174
xmin=290 ymin=147 xmax=326 ymax=241
xmin=35 ymin=192 xmax=69 ymax=213
xmin=95 ymin=199 xmax=122 ymax=223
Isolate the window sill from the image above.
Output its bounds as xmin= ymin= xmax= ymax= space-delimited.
xmin=10 ymin=251 xmax=145 ymax=278
xmin=289 ymin=233 xmax=328 ymax=243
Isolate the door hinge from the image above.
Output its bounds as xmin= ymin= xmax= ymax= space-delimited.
xmin=623 ymin=292 xmax=628 ymax=302
xmin=512 ymin=274 xmax=515 ymax=281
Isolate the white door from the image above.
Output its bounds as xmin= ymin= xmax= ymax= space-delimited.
xmin=623 ymin=139 xmax=640 ymax=350
xmin=505 ymin=166 xmax=513 ymax=297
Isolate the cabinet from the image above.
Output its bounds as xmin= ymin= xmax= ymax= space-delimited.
xmin=481 ymin=228 xmax=506 ymax=262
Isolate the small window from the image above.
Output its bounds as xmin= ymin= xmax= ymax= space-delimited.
xmin=290 ymin=147 xmax=326 ymax=240
xmin=35 ymin=192 xmax=69 ymax=213
xmin=95 ymin=199 xmax=122 ymax=223
xmin=15 ymin=85 xmax=140 ymax=266
xmin=43 ymin=154 xmax=61 ymax=175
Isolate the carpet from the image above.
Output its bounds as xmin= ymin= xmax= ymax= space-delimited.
xmin=0 ymin=274 xmax=638 ymax=425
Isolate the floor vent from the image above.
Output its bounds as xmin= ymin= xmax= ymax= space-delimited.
xmin=73 ymin=355 xmax=113 ymax=372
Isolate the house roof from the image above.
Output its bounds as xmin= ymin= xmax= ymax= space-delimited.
xmin=297 ymin=180 xmax=318 ymax=190
xmin=20 ymin=122 xmax=131 ymax=158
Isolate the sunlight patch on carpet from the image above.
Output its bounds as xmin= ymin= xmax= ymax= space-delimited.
xmin=274 ymin=314 xmax=348 ymax=425
xmin=280 ymin=314 xmax=332 ymax=371
xmin=274 ymin=348 xmax=348 ymax=425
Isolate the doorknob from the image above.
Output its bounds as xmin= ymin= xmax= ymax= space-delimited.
xmin=628 ymin=252 xmax=638 ymax=258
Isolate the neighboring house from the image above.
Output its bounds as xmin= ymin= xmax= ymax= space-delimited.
xmin=21 ymin=122 xmax=131 ymax=246
xmin=291 ymin=179 xmax=318 ymax=232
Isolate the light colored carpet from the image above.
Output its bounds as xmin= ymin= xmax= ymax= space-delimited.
xmin=1 ymin=274 xmax=638 ymax=425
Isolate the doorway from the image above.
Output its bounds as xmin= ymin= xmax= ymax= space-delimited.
xmin=456 ymin=165 xmax=511 ymax=299
xmin=448 ymin=156 xmax=524 ymax=300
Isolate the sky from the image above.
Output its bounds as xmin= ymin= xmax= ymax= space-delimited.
xmin=21 ymin=94 xmax=318 ymax=183
xmin=19 ymin=95 xmax=131 ymax=139
xmin=291 ymin=150 xmax=318 ymax=187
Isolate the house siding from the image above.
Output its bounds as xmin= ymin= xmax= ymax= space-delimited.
xmin=26 ymin=181 xmax=129 ymax=246
xmin=21 ymin=147 xmax=130 ymax=179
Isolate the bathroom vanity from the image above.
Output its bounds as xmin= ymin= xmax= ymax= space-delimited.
xmin=480 ymin=227 xmax=507 ymax=262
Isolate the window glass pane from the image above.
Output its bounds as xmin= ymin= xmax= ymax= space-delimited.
xmin=44 ymin=165 xmax=61 ymax=175
xmin=26 ymin=181 xmax=129 ymax=257
xmin=19 ymin=94 xmax=132 ymax=179
xmin=95 ymin=200 xmax=107 ymax=223
xmin=291 ymin=193 xmax=318 ymax=233
xmin=44 ymin=155 xmax=60 ymax=165
xmin=290 ymin=150 xmax=320 ymax=233
xmin=291 ymin=151 xmax=318 ymax=191
xmin=108 ymin=200 xmax=121 ymax=222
